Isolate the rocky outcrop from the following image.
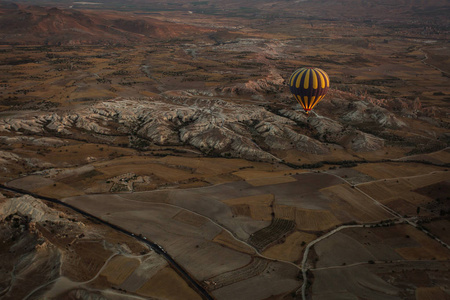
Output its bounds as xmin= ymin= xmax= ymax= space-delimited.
xmin=342 ymin=101 xmax=406 ymax=128
xmin=0 ymin=97 xmax=331 ymax=161
xmin=1 ymin=89 xmax=413 ymax=157
xmin=279 ymin=109 xmax=385 ymax=152
xmin=0 ymin=195 xmax=79 ymax=225
xmin=0 ymin=197 xmax=62 ymax=299
xmin=219 ymin=69 xmax=285 ymax=96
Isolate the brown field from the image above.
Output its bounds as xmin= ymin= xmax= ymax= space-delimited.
xmin=313 ymin=260 xmax=450 ymax=300
xmin=212 ymin=230 xmax=255 ymax=255
xmin=61 ymin=240 xmax=114 ymax=282
xmin=233 ymin=169 xmax=307 ymax=181
xmin=313 ymin=223 xmax=450 ymax=271
xmin=294 ymin=208 xmax=342 ymax=231
xmin=357 ymin=171 xmax=449 ymax=215
xmin=358 ymin=172 xmax=448 ymax=200
xmin=382 ymin=197 xmax=418 ymax=216
xmin=33 ymin=182 xmax=86 ymax=198
xmin=423 ymin=220 xmax=450 ymax=246
xmin=63 ymin=196 xmax=257 ymax=281
xmin=7 ymin=175 xmax=55 ymax=191
xmin=246 ymin=175 xmax=297 ymax=187
xmin=117 ymin=253 xmax=168 ymax=292
xmin=229 ymin=205 xmax=251 ymax=218
xmin=273 ymin=204 xmax=296 ymax=220
xmin=393 ymin=225 xmax=450 ymax=261
xmin=425 ymin=148 xmax=450 ymax=163
xmin=137 ymin=266 xmax=201 ymax=300
xmin=312 ymin=265 xmax=401 ymax=300
xmin=222 ymin=194 xmax=274 ymax=221
xmin=172 ymin=210 xmax=207 ymax=227
xmin=262 ymin=231 xmax=316 ymax=263
xmin=205 ymin=257 xmax=269 ymax=290
xmin=322 ymin=184 xmax=392 ymax=222
xmin=414 ymin=180 xmax=450 ymax=201
xmin=314 ymin=230 xmax=402 ymax=268
xmin=103 ymin=230 xmax=149 ymax=255
xmin=222 ymin=194 xmax=274 ymax=206
xmin=326 ymin=168 xmax=375 ymax=185
xmin=275 ymin=147 xmax=359 ymax=165
xmin=248 ymin=218 xmax=296 ymax=251
xmin=5 ymin=155 xmax=285 ymax=198
xmin=99 ymin=255 xmax=140 ymax=286
xmin=406 ymin=171 xmax=449 ymax=188
xmin=210 ymin=260 xmax=300 ymax=300
xmin=416 ymin=287 xmax=449 ymax=300
xmin=327 ymin=224 xmax=450 ymax=263
xmin=94 ymin=156 xmax=255 ymax=182
xmin=401 ymin=148 xmax=450 ymax=166
xmin=160 ymin=157 xmax=260 ymax=175
xmin=354 ymin=162 xmax=445 ymax=180
xmin=98 ymin=161 xmax=195 ymax=183
xmin=43 ymin=144 xmax=137 ymax=166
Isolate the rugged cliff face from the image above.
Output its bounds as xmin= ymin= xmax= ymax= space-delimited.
xmin=0 ymin=195 xmax=67 ymax=299
xmin=0 ymin=90 xmax=407 ymax=164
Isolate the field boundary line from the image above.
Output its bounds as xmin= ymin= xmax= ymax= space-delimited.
xmin=115 ymin=196 xmax=304 ymax=271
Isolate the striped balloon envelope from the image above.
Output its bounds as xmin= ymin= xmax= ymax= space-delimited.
xmin=288 ymin=67 xmax=330 ymax=114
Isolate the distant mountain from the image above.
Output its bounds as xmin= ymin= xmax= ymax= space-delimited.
xmin=0 ymin=3 xmax=213 ymax=45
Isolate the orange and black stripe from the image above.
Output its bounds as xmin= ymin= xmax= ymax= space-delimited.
xmin=288 ymin=67 xmax=330 ymax=113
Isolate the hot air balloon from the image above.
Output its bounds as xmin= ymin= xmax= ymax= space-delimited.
xmin=288 ymin=67 xmax=330 ymax=115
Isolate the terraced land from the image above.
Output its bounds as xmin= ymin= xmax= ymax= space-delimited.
xmin=205 ymin=257 xmax=269 ymax=290
xmin=248 ymin=218 xmax=296 ymax=251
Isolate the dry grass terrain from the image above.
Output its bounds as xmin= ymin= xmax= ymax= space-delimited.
xmin=294 ymin=209 xmax=342 ymax=232
xmin=354 ymin=162 xmax=446 ymax=180
xmin=212 ymin=230 xmax=255 ymax=255
xmin=322 ymin=183 xmax=392 ymax=222
xmin=137 ymin=266 xmax=202 ymax=300
xmin=357 ymin=171 xmax=449 ymax=216
xmin=262 ymin=231 xmax=316 ymax=263
xmin=422 ymin=219 xmax=450 ymax=246
xmin=416 ymin=287 xmax=449 ymax=300
xmin=222 ymin=194 xmax=274 ymax=221
xmin=99 ymin=256 xmax=140 ymax=286
xmin=246 ymin=175 xmax=298 ymax=187
xmin=311 ymin=224 xmax=450 ymax=299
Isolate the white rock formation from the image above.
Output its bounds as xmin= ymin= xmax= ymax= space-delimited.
xmin=342 ymin=100 xmax=406 ymax=128
xmin=0 ymin=97 xmax=332 ymax=160
xmin=0 ymin=195 xmax=76 ymax=225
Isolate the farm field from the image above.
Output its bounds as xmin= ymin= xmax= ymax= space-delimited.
xmin=357 ymin=170 xmax=449 ymax=216
xmin=353 ymin=162 xmax=446 ymax=180
xmin=262 ymin=231 xmax=316 ymax=263
xmin=63 ymin=190 xmax=302 ymax=297
xmin=310 ymin=225 xmax=450 ymax=299
xmin=60 ymin=159 xmax=450 ymax=295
